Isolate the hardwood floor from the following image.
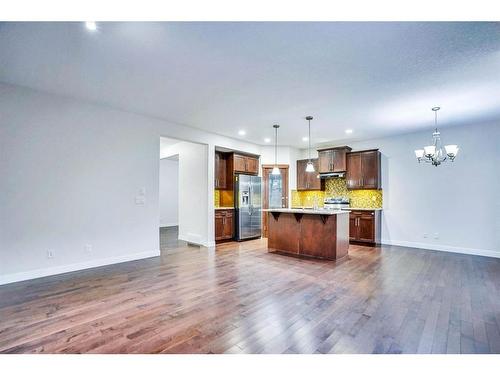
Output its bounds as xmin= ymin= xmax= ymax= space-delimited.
xmin=1 ymin=232 xmax=500 ymax=354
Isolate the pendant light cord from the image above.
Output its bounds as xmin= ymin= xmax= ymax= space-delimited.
xmin=308 ymin=118 xmax=312 ymax=162
xmin=274 ymin=125 xmax=278 ymax=167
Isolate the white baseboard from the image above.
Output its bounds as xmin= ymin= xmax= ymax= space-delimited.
xmin=159 ymin=222 xmax=178 ymax=228
xmin=0 ymin=250 xmax=160 ymax=286
xmin=177 ymin=234 xmax=214 ymax=248
xmin=381 ymin=239 xmax=500 ymax=259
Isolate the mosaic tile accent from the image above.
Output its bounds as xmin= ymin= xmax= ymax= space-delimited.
xmin=220 ymin=190 xmax=234 ymax=207
xmin=292 ymin=178 xmax=382 ymax=209
xmin=291 ymin=190 xmax=325 ymax=208
xmin=214 ymin=189 xmax=221 ymax=208
xmin=214 ymin=189 xmax=234 ymax=208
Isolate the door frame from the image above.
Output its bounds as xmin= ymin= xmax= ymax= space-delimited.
xmin=261 ymin=164 xmax=289 ymax=238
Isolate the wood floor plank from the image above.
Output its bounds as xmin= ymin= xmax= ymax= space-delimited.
xmin=1 ymin=227 xmax=500 ymax=354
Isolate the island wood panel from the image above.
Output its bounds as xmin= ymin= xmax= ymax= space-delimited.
xmin=267 ymin=213 xmax=300 ymax=254
xmin=299 ymin=214 xmax=337 ymax=259
xmin=267 ymin=212 xmax=349 ymax=260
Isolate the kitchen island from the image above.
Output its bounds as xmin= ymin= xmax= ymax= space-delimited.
xmin=264 ymin=208 xmax=350 ymax=261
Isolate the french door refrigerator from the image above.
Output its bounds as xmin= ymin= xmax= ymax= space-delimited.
xmin=234 ymin=174 xmax=262 ymax=240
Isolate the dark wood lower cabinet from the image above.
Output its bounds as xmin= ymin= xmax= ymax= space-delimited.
xmin=349 ymin=210 xmax=381 ymax=245
xmin=215 ymin=209 xmax=234 ymax=242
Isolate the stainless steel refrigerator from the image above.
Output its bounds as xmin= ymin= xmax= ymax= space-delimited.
xmin=234 ymin=174 xmax=262 ymax=240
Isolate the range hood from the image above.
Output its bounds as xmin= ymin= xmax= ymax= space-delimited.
xmin=319 ymin=172 xmax=345 ymax=179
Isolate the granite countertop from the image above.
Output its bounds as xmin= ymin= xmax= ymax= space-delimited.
xmin=263 ymin=208 xmax=349 ymax=215
xmin=215 ymin=207 xmax=234 ymax=210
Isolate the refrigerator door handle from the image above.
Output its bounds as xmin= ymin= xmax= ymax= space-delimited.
xmin=249 ymin=182 xmax=253 ymax=215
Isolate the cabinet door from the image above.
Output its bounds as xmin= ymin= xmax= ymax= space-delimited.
xmin=331 ymin=149 xmax=347 ymax=172
xmin=296 ymin=159 xmax=308 ymax=190
xmin=346 ymin=153 xmax=362 ymax=189
xmin=358 ymin=213 xmax=375 ymax=242
xmin=233 ymin=154 xmax=247 ymax=173
xmin=223 ymin=211 xmax=234 ymax=239
xmin=307 ymin=159 xmax=322 ymax=189
xmin=361 ymin=151 xmax=380 ymax=189
xmin=246 ymin=157 xmax=259 ymax=175
xmin=214 ymin=152 xmax=227 ymax=189
xmin=214 ymin=152 xmax=221 ymax=188
xmin=215 ymin=212 xmax=225 ymax=241
xmin=349 ymin=213 xmax=359 ymax=241
xmin=318 ymin=150 xmax=332 ymax=173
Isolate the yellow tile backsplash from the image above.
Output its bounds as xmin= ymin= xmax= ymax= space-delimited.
xmin=292 ymin=178 xmax=382 ymax=209
xmin=214 ymin=189 xmax=221 ymax=207
xmin=214 ymin=189 xmax=234 ymax=208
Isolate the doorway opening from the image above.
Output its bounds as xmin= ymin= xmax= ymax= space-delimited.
xmin=261 ymin=165 xmax=289 ymax=237
xmin=159 ymin=136 xmax=209 ymax=251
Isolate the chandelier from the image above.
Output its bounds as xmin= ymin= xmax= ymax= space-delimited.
xmin=414 ymin=107 xmax=459 ymax=166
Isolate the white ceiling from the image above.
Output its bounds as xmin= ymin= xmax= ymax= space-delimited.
xmin=1 ymin=22 xmax=499 ymax=147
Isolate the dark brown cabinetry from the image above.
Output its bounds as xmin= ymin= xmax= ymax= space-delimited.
xmin=346 ymin=149 xmax=381 ymax=189
xmin=215 ymin=209 xmax=234 ymax=241
xmin=232 ymin=154 xmax=259 ymax=175
xmin=318 ymin=146 xmax=352 ymax=173
xmin=214 ymin=152 xmax=227 ymax=189
xmin=296 ymin=159 xmax=324 ymax=191
xmin=349 ymin=210 xmax=381 ymax=245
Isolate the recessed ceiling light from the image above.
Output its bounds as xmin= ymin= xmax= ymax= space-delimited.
xmin=264 ymin=138 xmax=271 ymax=143
xmin=345 ymin=129 xmax=353 ymax=134
xmin=238 ymin=130 xmax=246 ymax=136
xmin=85 ymin=22 xmax=97 ymax=31
xmin=302 ymin=137 xmax=309 ymax=142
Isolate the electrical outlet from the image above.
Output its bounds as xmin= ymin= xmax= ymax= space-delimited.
xmin=46 ymin=249 xmax=55 ymax=259
xmin=423 ymin=233 xmax=428 ymax=238
xmin=433 ymin=233 xmax=439 ymax=239
xmin=135 ymin=196 xmax=146 ymax=205
xmin=84 ymin=244 xmax=92 ymax=253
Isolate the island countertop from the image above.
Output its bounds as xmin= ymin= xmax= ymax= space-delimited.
xmin=263 ymin=208 xmax=349 ymax=215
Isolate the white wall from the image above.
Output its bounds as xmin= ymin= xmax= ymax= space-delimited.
xmin=160 ymin=142 xmax=209 ymax=246
xmin=0 ymin=83 xmax=260 ymax=284
xmin=0 ymin=84 xmax=160 ymax=284
xmin=299 ymin=122 xmax=500 ymax=258
xmin=159 ymin=158 xmax=179 ymax=227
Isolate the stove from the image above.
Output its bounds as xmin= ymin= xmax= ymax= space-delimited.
xmin=323 ymin=197 xmax=350 ymax=210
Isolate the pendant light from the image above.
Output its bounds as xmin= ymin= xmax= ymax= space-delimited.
xmin=271 ymin=124 xmax=281 ymax=175
xmin=305 ymin=116 xmax=315 ymax=172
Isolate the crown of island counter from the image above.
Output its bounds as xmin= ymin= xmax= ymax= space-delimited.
xmin=263 ymin=208 xmax=350 ymax=261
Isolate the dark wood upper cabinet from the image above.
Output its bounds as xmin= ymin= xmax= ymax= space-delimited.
xmin=245 ymin=157 xmax=259 ymax=175
xmin=346 ymin=152 xmax=361 ymax=189
xmin=214 ymin=152 xmax=227 ymax=189
xmin=232 ymin=153 xmax=259 ymax=175
xmin=296 ymin=159 xmax=324 ymax=191
xmin=233 ymin=154 xmax=247 ymax=173
xmin=361 ymin=151 xmax=380 ymax=189
xmin=317 ymin=146 xmax=352 ymax=173
xmin=346 ymin=149 xmax=381 ymax=190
